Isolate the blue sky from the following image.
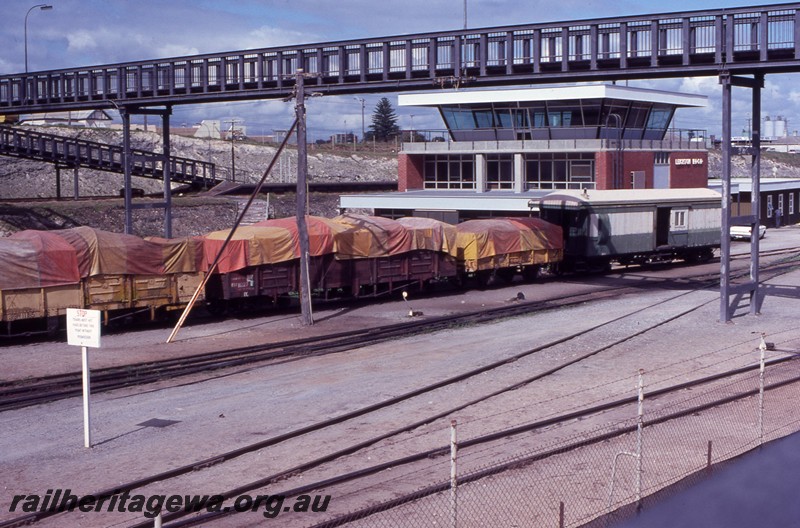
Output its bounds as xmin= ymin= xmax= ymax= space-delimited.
xmin=1 ymin=0 xmax=796 ymax=140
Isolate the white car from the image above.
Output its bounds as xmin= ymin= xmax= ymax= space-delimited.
xmin=730 ymin=225 xmax=767 ymax=240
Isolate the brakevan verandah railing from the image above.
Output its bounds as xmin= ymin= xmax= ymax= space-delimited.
xmin=2 ymin=4 xmax=800 ymax=114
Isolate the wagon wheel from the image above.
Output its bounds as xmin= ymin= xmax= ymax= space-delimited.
xmin=522 ymin=265 xmax=540 ymax=283
xmin=495 ymin=268 xmax=516 ymax=284
xmin=205 ymin=300 xmax=228 ymax=318
xmin=476 ymin=270 xmax=494 ymax=289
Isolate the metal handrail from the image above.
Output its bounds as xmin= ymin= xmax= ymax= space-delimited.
xmin=0 ymin=126 xmax=217 ymax=184
xmin=2 ymin=4 xmax=799 ymax=114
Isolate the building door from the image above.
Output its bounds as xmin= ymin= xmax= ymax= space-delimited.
xmin=654 ymin=152 xmax=670 ymax=189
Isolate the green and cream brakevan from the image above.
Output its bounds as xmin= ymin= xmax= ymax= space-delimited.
xmin=539 ymin=188 xmax=721 ymax=273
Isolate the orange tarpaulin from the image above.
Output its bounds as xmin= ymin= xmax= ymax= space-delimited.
xmin=505 ymin=217 xmax=564 ymax=253
xmin=332 ymin=214 xmax=413 ymax=258
xmin=204 ymin=216 xmax=351 ymax=274
xmin=0 ymin=231 xmax=81 ymax=290
xmin=454 ymin=218 xmax=563 ymax=261
xmin=202 ymin=226 xmax=297 ymax=274
xmin=146 ymin=236 xmax=206 ymax=274
xmin=52 ymin=226 xmax=166 ymax=277
xmin=396 ymin=217 xmax=457 ymax=255
xmin=254 ymin=216 xmax=349 ymax=258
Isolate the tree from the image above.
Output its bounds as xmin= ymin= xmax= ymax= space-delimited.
xmin=369 ymin=97 xmax=400 ymax=142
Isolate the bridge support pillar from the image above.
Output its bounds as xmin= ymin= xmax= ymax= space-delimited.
xmin=122 ymin=110 xmax=133 ymax=235
xmin=162 ymin=110 xmax=172 ymax=239
xmin=719 ymin=73 xmax=764 ymax=322
xmin=120 ymin=105 xmax=174 ymax=238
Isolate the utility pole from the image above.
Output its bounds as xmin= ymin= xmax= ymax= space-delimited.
xmin=354 ymin=97 xmax=365 ymax=144
xmin=295 ymin=70 xmax=314 ymax=326
xmin=224 ymin=118 xmax=242 ymax=182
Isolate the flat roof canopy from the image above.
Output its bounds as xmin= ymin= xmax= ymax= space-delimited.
xmin=340 ymin=190 xmax=551 ymax=213
xmin=399 ymin=84 xmax=708 ymax=109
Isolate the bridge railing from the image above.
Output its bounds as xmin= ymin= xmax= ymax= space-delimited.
xmin=1 ymin=4 xmax=799 ymax=113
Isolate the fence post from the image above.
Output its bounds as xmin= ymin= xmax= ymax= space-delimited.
xmin=559 ymin=501 xmax=565 ymax=528
xmin=606 ymin=370 xmax=646 ymax=517
xmin=451 ymin=419 xmax=458 ymax=528
xmin=758 ymin=334 xmax=767 ymax=445
xmin=636 ymin=369 xmax=644 ymax=508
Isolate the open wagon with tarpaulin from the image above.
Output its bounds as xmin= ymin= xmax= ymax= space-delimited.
xmin=453 ymin=217 xmax=564 ymax=285
xmin=54 ymin=227 xmax=205 ymax=323
xmin=0 ymin=231 xmax=82 ymax=334
xmin=203 ymin=214 xmax=459 ymax=311
xmin=331 ymin=214 xmax=457 ymax=296
xmin=201 ymin=217 xmax=350 ymax=311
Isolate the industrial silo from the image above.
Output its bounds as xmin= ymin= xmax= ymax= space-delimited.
xmin=775 ymin=115 xmax=787 ymax=138
xmin=764 ymin=115 xmax=775 ymax=139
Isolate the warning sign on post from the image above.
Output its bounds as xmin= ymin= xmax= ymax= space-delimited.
xmin=67 ymin=308 xmax=101 ymax=348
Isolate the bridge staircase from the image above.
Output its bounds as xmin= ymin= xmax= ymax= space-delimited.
xmin=0 ymin=126 xmax=219 ymax=187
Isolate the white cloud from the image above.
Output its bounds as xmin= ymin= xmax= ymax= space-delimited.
xmin=65 ymin=30 xmax=97 ymax=52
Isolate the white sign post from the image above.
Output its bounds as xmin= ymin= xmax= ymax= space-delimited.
xmin=67 ymin=308 xmax=101 ymax=448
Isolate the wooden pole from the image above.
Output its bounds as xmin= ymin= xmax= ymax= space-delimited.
xmin=165 ymin=118 xmax=298 ymax=343
xmin=296 ymin=69 xmax=313 ymax=326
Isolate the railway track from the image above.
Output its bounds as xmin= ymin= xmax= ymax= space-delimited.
xmin=2 ymin=269 xmax=797 ymax=528
xmin=0 ymin=284 xmax=639 ymax=412
xmin=2 ymin=249 xmax=798 ymax=413
xmin=168 ymin=359 xmax=800 ymax=528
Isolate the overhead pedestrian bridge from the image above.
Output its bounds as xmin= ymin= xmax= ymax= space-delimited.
xmin=1 ymin=4 xmax=800 ymax=114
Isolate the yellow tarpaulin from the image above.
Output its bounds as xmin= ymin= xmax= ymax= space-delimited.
xmin=455 ymin=217 xmax=563 ymax=262
xmin=332 ymin=214 xmax=413 ymax=259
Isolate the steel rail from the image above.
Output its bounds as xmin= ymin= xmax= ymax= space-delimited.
xmin=148 ymin=355 xmax=800 ymax=527
xmin=300 ymin=369 xmax=800 ymax=528
xmin=0 ymin=283 xmax=725 ymax=528
xmin=3 ymin=248 xmax=796 ymax=411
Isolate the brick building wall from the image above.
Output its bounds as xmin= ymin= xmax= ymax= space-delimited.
xmin=595 ymin=150 xmax=707 ymax=189
xmin=398 ymin=153 xmax=424 ymax=191
xmin=595 ymin=151 xmax=655 ymax=189
xmin=669 ymin=151 xmax=709 ymax=188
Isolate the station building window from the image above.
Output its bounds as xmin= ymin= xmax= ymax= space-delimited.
xmin=646 ymin=107 xmax=674 ymax=131
xmin=423 ymin=154 xmax=475 ymax=189
xmin=524 ymin=152 xmax=594 ymax=190
xmin=486 ymin=154 xmax=514 ymax=190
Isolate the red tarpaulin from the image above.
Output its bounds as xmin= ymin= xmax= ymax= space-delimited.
xmin=53 ymin=226 xmax=167 ymax=277
xmin=0 ymin=231 xmax=81 ymax=290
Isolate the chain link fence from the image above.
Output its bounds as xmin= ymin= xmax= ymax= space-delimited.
xmin=308 ymin=343 xmax=800 ymax=528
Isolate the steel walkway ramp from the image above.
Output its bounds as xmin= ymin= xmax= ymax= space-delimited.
xmin=0 ymin=126 xmax=217 ymax=186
